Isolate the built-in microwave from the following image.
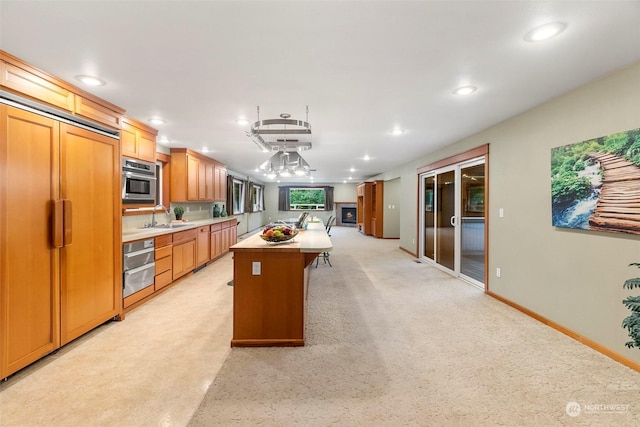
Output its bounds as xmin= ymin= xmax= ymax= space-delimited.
xmin=122 ymin=157 xmax=156 ymax=204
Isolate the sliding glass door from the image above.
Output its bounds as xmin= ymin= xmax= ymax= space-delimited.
xmin=420 ymin=157 xmax=485 ymax=288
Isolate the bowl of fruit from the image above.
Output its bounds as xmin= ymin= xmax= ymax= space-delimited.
xmin=260 ymin=224 xmax=298 ymax=243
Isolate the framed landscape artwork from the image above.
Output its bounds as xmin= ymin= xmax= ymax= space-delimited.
xmin=551 ymin=127 xmax=640 ymax=235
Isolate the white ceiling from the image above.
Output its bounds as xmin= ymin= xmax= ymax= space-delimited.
xmin=1 ymin=1 xmax=639 ymax=184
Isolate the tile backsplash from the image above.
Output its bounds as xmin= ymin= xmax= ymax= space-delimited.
xmin=122 ymin=202 xmax=227 ymax=231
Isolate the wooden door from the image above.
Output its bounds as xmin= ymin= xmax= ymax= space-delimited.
xmin=198 ymin=161 xmax=207 ymax=201
xmin=187 ymin=155 xmax=199 ymax=200
xmin=215 ymin=165 xmax=226 ymax=201
xmin=172 ymin=240 xmax=196 ymax=280
xmin=196 ymin=226 xmax=210 ymax=266
xmin=210 ymin=229 xmax=222 ymax=259
xmin=205 ymin=163 xmax=215 ymax=201
xmin=120 ymin=121 xmax=138 ymax=159
xmin=0 ymin=105 xmax=61 ymax=378
xmin=137 ymin=129 xmax=156 ymax=163
xmin=59 ymin=124 xmax=121 ymax=345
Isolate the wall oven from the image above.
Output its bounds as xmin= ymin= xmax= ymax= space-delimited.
xmin=122 ymin=157 xmax=156 ymax=204
xmin=123 ymin=239 xmax=155 ymax=298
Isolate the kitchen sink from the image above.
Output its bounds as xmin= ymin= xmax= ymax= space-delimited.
xmin=137 ymin=223 xmax=191 ymax=230
xmin=154 ymin=223 xmax=190 ymax=229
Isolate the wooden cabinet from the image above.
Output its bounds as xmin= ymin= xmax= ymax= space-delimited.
xmin=186 ymin=154 xmax=200 ymax=200
xmin=170 ymin=148 xmax=227 ymax=202
xmin=1 ymin=105 xmax=121 ymax=379
xmin=120 ymin=116 xmax=157 ymax=163
xmin=210 ymin=223 xmax=223 ymax=260
xmin=357 ymin=182 xmax=372 ymax=235
xmin=215 ymin=164 xmax=227 ymax=201
xmin=371 ymin=180 xmax=384 ymax=238
xmin=172 ymin=229 xmax=196 ymax=280
xmin=74 ymin=95 xmax=121 ymax=130
xmin=154 ymin=234 xmax=173 ymax=291
xmin=196 ymin=226 xmax=210 ymax=267
xmin=0 ymin=51 xmax=124 ymax=130
xmin=205 ymin=163 xmax=215 ymax=200
xmin=357 ymin=181 xmax=383 ymax=237
xmin=1 ymin=61 xmax=74 ymax=111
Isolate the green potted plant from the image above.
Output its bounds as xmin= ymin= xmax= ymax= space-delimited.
xmin=622 ymin=263 xmax=640 ymax=348
xmin=174 ymin=206 xmax=185 ymax=221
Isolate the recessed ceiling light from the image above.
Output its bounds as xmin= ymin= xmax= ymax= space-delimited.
xmin=237 ymin=118 xmax=249 ymax=126
xmin=343 ymin=180 xmax=347 ymax=183
xmin=453 ymin=85 xmax=477 ymax=96
xmin=349 ymin=167 xmax=355 ymax=173
xmin=391 ymin=129 xmax=405 ymax=135
xmin=75 ymin=75 xmax=106 ymax=86
xmin=201 ymin=147 xmax=209 ymax=153
xmin=524 ymin=22 xmax=567 ymax=42
xmin=149 ymin=117 xmax=165 ymax=125
xmin=348 ymin=176 xmax=352 ymax=180
xmin=158 ymin=136 xmax=170 ymax=144
xmin=364 ymin=155 xmax=371 ymax=161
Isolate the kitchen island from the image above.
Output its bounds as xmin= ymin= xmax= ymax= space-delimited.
xmin=230 ymin=221 xmax=332 ymax=347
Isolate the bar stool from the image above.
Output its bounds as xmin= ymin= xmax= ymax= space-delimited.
xmin=315 ymin=217 xmax=335 ymax=267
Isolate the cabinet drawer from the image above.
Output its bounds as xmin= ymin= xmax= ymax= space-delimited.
xmin=155 ymin=269 xmax=173 ymax=291
xmin=74 ymin=95 xmax=121 ymax=129
xmin=173 ymin=228 xmax=197 ymax=245
xmin=155 ymin=255 xmax=172 ymax=275
xmin=210 ymin=223 xmax=222 ymax=232
xmin=155 ymin=244 xmax=172 ymax=259
xmin=1 ymin=62 xmax=75 ymax=111
xmin=155 ymin=234 xmax=172 ymax=247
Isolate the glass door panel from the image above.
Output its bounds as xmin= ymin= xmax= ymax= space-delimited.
xmin=436 ymin=170 xmax=455 ymax=271
xmin=423 ymin=175 xmax=435 ymax=260
xmin=460 ymin=163 xmax=485 ymax=283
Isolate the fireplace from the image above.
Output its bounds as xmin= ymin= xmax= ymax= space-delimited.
xmin=336 ymin=203 xmax=357 ymax=227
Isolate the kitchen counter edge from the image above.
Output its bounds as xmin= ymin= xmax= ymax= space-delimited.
xmin=122 ymin=216 xmax=239 ymax=243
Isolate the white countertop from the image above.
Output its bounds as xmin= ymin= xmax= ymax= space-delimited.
xmin=230 ymin=221 xmax=332 ymax=253
xmin=122 ymin=216 xmax=238 ymax=243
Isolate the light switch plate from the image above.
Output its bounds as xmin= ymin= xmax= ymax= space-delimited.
xmin=252 ymin=261 xmax=261 ymax=275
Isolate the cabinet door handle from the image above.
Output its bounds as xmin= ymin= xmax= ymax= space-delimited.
xmin=52 ymin=199 xmax=64 ymax=248
xmin=63 ymin=199 xmax=72 ymax=246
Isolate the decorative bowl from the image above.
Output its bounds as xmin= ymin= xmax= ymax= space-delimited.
xmin=260 ymin=225 xmax=299 ymax=243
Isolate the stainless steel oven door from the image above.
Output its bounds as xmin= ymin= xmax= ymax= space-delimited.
xmin=123 ymin=246 xmax=155 ymax=271
xmin=122 ymin=171 xmax=156 ymax=204
xmin=123 ymin=262 xmax=156 ymax=297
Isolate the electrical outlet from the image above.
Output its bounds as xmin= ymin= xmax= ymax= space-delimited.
xmin=252 ymin=262 xmax=261 ymax=275
xmin=499 ymin=208 xmax=504 ymax=218
xmin=496 ymin=267 xmax=501 ymax=278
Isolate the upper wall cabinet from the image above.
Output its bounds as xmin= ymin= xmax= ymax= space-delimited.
xmin=120 ymin=116 xmax=158 ymax=163
xmin=170 ymin=148 xmax=226 ymax=202
xmin=0 ymin=50 xmax=124 ymax=130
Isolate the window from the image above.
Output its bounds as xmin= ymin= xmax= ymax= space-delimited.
xmin=232 ymin=179 xmax=245 ymax=214
xmin=252 ymin=184 xmax=264 ymax=212
xmin=289 ymin=187 xmax=325 ymax=210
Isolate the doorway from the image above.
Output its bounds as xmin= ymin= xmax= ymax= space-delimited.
xmin=419 ymin=156 xmax=486 ymax=289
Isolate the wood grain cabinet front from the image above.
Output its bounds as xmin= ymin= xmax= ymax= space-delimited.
xmin=120 ymin=117 xmax=157 ymax=163
xmin=170 ymin=148 xmax=227 ymax=202
xmin=0 ymin=105 xmax=121 ymax=379
xmin=154 ymin=234 xmax=173 ymax=291
xmin=172 ymin=229 xmax=197 ymax=280
xmin=0 ymin=60 xmax=75 ymax=111
xmin=196 ymin=226 xmax=210 ymax=266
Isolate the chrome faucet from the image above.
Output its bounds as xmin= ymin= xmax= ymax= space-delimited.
xmin=151 ymin=204 xmax=171 ymax=227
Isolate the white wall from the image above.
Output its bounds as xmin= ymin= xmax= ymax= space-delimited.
xmin=383 ymin=177 xmax=400 ymax=238
xmin=377 ymin=62 xmax=640 ymax=363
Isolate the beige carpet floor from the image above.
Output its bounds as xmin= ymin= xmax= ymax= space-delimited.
xmin=189 ymin=227 xmax=640 ymax=426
